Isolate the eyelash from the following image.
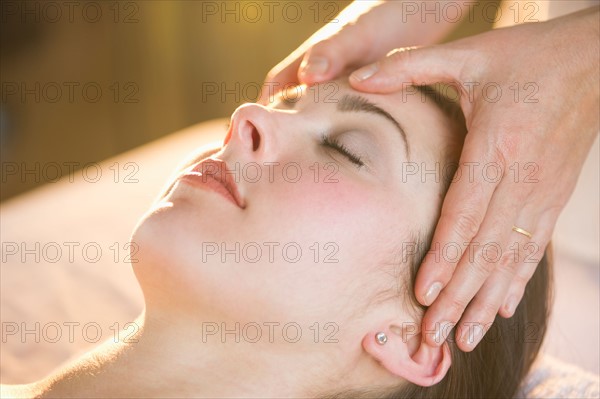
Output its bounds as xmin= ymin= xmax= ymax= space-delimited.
xmin=320 ymin=134 xmax=364 ymax=168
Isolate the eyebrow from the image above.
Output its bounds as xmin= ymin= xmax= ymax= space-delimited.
xmin=336 ymin=94 xmax=410 ymax=159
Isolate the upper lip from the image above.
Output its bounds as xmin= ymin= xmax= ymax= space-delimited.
xmin=188 ymin=158 xmax=245 ymax=209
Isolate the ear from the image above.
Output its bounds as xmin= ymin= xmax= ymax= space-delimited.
xmin=362 ymin=323 xmax=452 ymax=387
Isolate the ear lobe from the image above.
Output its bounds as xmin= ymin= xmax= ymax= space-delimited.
xmin=362 ymin=326 xmax=452 ymax=387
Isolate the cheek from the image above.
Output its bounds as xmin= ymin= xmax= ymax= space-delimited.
xmin=274 ymin=168 xmax=376 ymax=232
xmin=300 ymin=166 xmax=404 ymax=218
xmin=250 ymin=172 xmax=412 ymax=317
xmin=262 ymin=165 xmax=406 ymax=270
xmin=281 ymin=173 xmax=367 ymax=215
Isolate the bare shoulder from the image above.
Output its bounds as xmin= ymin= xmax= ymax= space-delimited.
xmin=1 ymin=383 xmax=41 ymax=399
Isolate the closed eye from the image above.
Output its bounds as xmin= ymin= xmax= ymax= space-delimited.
xmin=320 ymin=134 xmax=364 ymax=168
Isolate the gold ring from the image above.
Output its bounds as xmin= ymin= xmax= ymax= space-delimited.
xmin=512 ymin=226 xmax=532 ymax=238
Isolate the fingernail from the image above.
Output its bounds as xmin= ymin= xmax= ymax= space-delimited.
xmin=461 ymin=323 xmax=484 ymax=348
xmin=350 ymin=63 xmax=378 ymax=82
xmin=433 ymin=321 xmax=453 ymax=346
xmin=423 ymin=282 xmax=443 ymax=306
xmin=300 ymin=56 xmax=329 ymax=77
xmin=504 ymin=296 xmax=517 ymax=316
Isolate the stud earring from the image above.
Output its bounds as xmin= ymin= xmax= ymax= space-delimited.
xmin=375 ymin=332 xmax=388 ymax=345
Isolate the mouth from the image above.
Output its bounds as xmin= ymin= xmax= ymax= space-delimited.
xmin=181 ymin=158 xmax=246 ymax=209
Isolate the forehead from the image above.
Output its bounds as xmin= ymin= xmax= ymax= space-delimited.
xmin=271 ymin=79 xmax=447 ymax=121
xmin=269 ymin=79 xmax=454 ymax=159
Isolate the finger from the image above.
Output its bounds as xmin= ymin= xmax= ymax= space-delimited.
xmin=454 ymin=227 xmax=533 ymax=351
xmin=498 ymin=271 xmax=529 ymax=319
xmin=497 ymin=243 xmax=540 ymax=319
xmin=498 ymin=216 xmax=554 ymax=318
xmin=421 ymin=173 xmax=526 ymax=348
xmin=257 ymin=56 xmax=304 ymax=105
xmin=259 ymin=2 xmax=383 ymax=104
xmin=298 ymin=1 xmax=401 ymax=85
xmin=454 ymin=264 xmax=516 ymax=351
xmin=297 ymin=23 xmax=377 ymax=86
xmin=258 ymin=20 xmax=377 ymax=105
xmin=414 ymin=137 xmax=500 ymax=307
xmin=349 ymin=44 xmax=471 ymax=93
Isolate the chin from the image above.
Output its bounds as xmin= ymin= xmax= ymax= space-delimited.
xmin=129 ymin=197 xmax=245 ymax=317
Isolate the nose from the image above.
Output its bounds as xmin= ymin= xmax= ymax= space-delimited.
xmin=223 ymin=103 xmax=275 ymax=156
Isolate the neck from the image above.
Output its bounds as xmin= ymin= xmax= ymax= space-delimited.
xmin=19 ymin=309 xmax=355 ymax=398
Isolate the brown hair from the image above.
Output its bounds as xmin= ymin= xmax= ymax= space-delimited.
xmin=319 ymin=85 xmax=554 ymax=399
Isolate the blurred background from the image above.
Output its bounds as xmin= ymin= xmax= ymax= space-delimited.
xmin=0 ymin=0 xmax=493 ymax=201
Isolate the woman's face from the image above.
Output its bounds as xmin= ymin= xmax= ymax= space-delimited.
xmin=132 ymin=80 xmax=457 ymax=358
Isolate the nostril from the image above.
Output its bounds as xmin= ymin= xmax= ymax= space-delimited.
xmin=251 ymin=123 xmax=261 ymax=151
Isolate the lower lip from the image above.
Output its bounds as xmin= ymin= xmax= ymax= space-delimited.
xmin=178 ymin=172 xmax=239 ymax=208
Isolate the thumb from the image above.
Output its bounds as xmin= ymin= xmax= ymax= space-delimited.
xmin=298 ymin=24 xmax=378 ymax=86
xmin=349 ymin=45 xmax=469 ymax=93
